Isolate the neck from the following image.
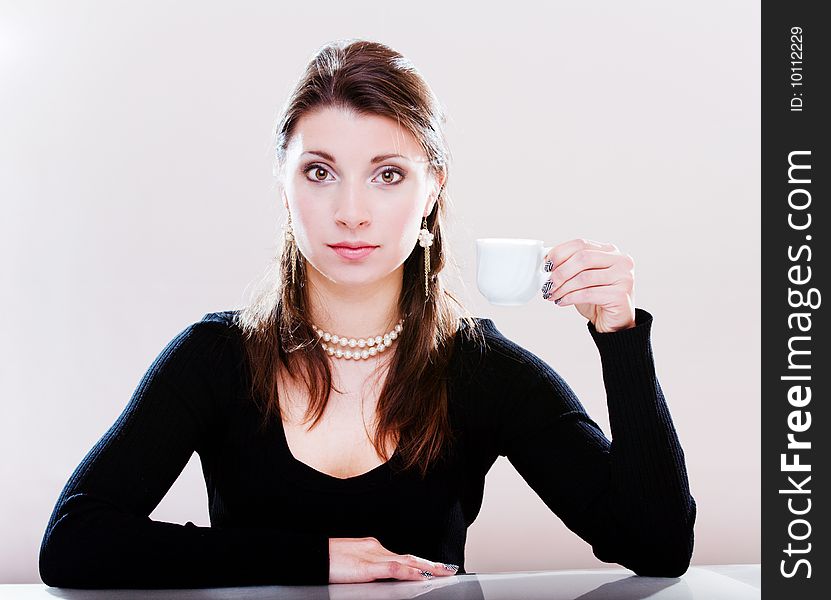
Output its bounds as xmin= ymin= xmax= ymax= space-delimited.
xmin=305 ymin=262 xmax=403 ymax=338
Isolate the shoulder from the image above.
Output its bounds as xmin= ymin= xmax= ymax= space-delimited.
xmin=451 ymin=316 xmax=560 ymax=393
xmin=199 ymin=309 xmax=241 ymax=330
xmin=454 ymin=315 xmax=540 ymax=365
xmin=138 ymin=310 xmax=247 ymax=397
xmin=162 ymin=309 xmax=245 ymax=363
xmin=192 ymin=309 xmax=246 ymax=342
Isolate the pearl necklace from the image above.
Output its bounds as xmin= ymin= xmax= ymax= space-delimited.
xmin=313 ymin=318 xmax=405 ymax=360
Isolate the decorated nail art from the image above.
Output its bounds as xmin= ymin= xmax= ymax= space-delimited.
xmin=543 ymin=292 xmax=551 ymax=300
xmin=420 ymin=570 xmax=434 ymax=578
xmin=541 ymin=280 xmax=553 ymax=294
xmin=443 ymin=563 xmax=459 ymax=571
xmin=544 ymin=260 xmax=553 ymax=272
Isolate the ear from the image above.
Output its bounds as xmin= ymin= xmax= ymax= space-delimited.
xmin=424 ymin=171 xmax=447 ymax=218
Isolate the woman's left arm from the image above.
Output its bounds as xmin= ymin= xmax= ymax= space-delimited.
xmin=494 ymin=239 xmax=695 ymax=577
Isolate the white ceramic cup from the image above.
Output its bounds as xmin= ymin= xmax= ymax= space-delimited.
xmin=476 ymin=238 xmax=553 ymax=306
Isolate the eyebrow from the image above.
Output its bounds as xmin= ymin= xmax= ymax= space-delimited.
xmin=302 ymin=150 xmax=410 ymax=164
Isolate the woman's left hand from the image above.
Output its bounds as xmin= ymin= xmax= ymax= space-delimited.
xmin=542 ymin=238 xmax=637 ymax=333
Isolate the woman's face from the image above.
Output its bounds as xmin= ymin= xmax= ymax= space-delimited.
xmin=280 ymin=105 xmax=441 ymax=289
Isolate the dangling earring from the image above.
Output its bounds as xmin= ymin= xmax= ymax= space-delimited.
xmin=418 ymin=216 xmax=434 ymax=298
xmin=282 ymin=214 xmax=298 ymax=287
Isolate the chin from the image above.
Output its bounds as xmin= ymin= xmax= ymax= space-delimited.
xmin=323 ymin=263 xmax=402 ymax=287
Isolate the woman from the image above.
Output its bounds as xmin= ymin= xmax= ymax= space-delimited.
xmin=38 ymin=39 xmax=696 ymax=589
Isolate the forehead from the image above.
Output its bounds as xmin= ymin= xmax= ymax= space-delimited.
xmin=287 ymin=106 xmax=427 ymax=163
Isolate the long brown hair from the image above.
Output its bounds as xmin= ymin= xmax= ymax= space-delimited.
xmin=236 ymin=39 xmax=486 ymax=479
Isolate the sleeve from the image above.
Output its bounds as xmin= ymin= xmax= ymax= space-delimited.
xmin=38 ymin=319 xmax=331 ymax=589
xmin=490 ymin=307 xmax=696 ymax=577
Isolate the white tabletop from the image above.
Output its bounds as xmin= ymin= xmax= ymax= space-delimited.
xmin=0 ymin=564 xmax=760 ymax=599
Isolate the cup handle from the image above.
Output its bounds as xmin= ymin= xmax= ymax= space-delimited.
xmin=539 ymin=245 xmax=553 ymax=287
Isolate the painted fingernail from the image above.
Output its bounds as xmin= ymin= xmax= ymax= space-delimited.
xmin=541 ymin=280 xmax=553 ymax=294
xmin=543 ymin=292 xmax=551 ymax=300
xmin=554 ymin=297 xmax=562 ymax=305
xmin=420 ymin=570 xmax=434 ymax=578
xmin=443 ymin=563 xmax=459 ymax=572
xmin=544 ymin=260 xmax=553 ymax=272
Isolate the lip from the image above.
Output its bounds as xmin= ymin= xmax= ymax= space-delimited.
xmin=329 ymin=244 xmax=377 ymax=260
xmin=329 ymin=241 xmax=378 ymax=249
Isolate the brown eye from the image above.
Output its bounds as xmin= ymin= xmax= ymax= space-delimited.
xmin=303 ymin=164 xmax=333 ymax=182
xmin=375 ymin=168 xmax=404 ymax=185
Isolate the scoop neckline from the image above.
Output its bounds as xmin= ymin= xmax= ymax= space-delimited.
xmin=276 ymin=414 xmax=398 ymax=487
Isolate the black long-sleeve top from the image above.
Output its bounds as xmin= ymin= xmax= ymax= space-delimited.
xmin=38 ymin=307 xmax=696 ymax=588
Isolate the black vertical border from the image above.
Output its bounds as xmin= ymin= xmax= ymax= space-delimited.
xmin=762 ymin=2 xmax=829 ymax=597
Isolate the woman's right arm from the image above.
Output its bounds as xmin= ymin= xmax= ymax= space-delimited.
xmin=38 ymin=319 xmax=330 ymax=589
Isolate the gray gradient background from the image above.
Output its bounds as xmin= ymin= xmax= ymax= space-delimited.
xmin=0 ymin=0 xmax=760 ymax=583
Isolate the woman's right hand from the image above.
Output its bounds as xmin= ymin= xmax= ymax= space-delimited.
xmin=328 ymin=537 xmax=459 ymax=583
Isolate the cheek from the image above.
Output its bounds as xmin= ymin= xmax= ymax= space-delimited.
xmin=290 ymin=198 xmax=326 ymax=241
xmin=388 ymin=209 xmax=424 ymax=256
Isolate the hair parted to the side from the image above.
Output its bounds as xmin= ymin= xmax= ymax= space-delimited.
xmin=236 ymin=38 xmax=487 ymax=479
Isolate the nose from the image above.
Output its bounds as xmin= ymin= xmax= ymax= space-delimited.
xmin=333 ymin=181 xmax=371 ymax=230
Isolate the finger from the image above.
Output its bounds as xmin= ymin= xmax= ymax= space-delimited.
xmin=555 ymin=285 xmax=621 ymax=307
xmin=368 ymin=560 xmax=438 ymax=581
xmin=544 ymin=259 xmax=633 ymax=301
xmin=543 ymin=238 xmax=617 ymax=271
xmin=544 ymin=249 xmax=621 ymax=297
xmin=543 ymin=267 xmax=608 ymax=301
xmin=397 ymin=553 xmax=458 ymax=577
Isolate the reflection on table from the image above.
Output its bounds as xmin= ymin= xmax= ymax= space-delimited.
xmin=0 ymin=564 xmax=760 ymax=600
